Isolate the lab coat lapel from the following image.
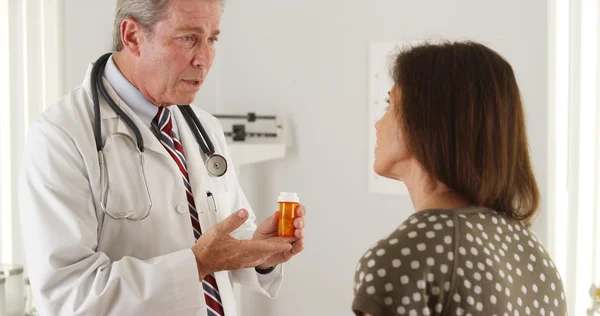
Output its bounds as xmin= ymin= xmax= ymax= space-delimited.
xmin=82 ymin=65 xmax=170 ymax=159
xmin=111 ymin=97 xmax=169 ymax=159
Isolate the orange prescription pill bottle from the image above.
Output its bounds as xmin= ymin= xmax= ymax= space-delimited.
xmin=277 ymin=192 xmax=299 ymax=237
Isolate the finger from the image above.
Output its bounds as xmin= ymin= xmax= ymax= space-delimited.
xmin=295 ymin=228 xmax=304 ymax=239
xmin=216 ymin=209 xmax=249 ymax=234
xmin=291 ymin=239 xmax=304 ymax=255
xmin=293 ymin=217 xmax=304 ymax=229
xmin=296 ymin=205 xmax=306 ymax=217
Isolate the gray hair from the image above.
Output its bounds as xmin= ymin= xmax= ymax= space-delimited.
xmin=112 ymin=0 xmax=225 ymax=52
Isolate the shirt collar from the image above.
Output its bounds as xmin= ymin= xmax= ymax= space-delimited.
xmin=104 ymin=55 xmax=160 ymax=128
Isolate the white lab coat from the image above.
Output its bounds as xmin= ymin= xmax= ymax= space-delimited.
xmin=19 ymin=64 xmax=283 ymax=316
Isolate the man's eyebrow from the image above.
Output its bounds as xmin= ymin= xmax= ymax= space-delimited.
xmin=176 ymin=27 xmax=221 ymax=36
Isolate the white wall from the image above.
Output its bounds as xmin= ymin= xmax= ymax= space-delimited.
xmin=63 ymin=0 xmax=114 ymax=90
xmin=62 ymin=1 xmax=548 ymax=315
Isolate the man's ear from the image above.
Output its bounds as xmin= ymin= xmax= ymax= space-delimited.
xmin=120 ymin=17 xmax=144 ymax=56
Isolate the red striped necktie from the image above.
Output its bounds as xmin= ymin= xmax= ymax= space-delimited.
xmin=154 ymin=107 xmax=225 ymax=316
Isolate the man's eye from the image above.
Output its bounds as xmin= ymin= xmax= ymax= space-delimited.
xmin=209 ymin=37 xmax=219 ymax=43
xmin=180 ymin=35 xmax=196 ymax=42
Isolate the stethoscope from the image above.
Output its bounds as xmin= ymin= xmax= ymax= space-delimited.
xmin=91 ymin=52 xmax=227 ymax=220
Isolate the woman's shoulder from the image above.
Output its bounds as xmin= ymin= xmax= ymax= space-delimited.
xmin=356 ymin=211 xmax=458 ymax=273
xmin=383 ymin=210 xmax=460 ymax=254
xmin=358 ymin=210 xmax=460 ymax=267
xmin=352 ymin=211 xmax=460 ymax=315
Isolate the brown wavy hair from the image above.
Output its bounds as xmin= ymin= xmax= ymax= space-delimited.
xmin=391 ymin=41 xmax=539 ymax=226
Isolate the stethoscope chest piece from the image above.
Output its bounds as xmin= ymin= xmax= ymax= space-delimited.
xmin=206 ymin=154 xmax=227 ymax=177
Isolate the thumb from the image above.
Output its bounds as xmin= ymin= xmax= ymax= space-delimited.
xmin=271 ymin=211 xmax=280 ymax=227
xmin=241 ymin=238 xmax=292 ymax=257
xmin=258 ymin=237 xmax=294 ymax=253
xmin=217 ymin=209 xmax=249 ymax=234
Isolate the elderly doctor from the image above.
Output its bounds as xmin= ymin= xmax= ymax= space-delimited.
xmin=18 ymin=0 xmax=306 ymax=315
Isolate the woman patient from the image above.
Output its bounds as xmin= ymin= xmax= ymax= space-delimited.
xmin=352 ymin=41 xmax=567 ymax=316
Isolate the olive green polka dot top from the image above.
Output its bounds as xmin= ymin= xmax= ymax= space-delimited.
xmin=352 ymin=206 xmax=568 ymax=316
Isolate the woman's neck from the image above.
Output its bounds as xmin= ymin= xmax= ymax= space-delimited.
xmin=402 ymin=163 xmax=472 ymax=212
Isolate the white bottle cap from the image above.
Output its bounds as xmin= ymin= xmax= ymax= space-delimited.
xmin=278 ymin=192 xmax=299 ymax=203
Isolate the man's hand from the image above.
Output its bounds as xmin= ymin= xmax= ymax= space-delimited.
xmin=191 ymin=209 xmax=292 ymax=280
xmin=252 ymin=205 xmax=306 ymax=269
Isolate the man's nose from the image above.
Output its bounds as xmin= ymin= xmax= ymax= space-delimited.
xmin=192 ymin=42 xmax=213 ymax=68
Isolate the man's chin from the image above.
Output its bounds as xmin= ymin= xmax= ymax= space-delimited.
xmin=172 ymin=93 xmax=198 ymax=105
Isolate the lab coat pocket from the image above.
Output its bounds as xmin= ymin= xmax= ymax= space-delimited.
xmin=100 ymin=133 xmax=153 ymax=220
xmin=208 ymin=190 xmax=232 ymax=225
xmin=212 ymin=190 xmax=251 ymax=240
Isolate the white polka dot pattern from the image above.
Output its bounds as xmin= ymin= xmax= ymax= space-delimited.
xmin=352 ymin=207 xmax=567 ymax=316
